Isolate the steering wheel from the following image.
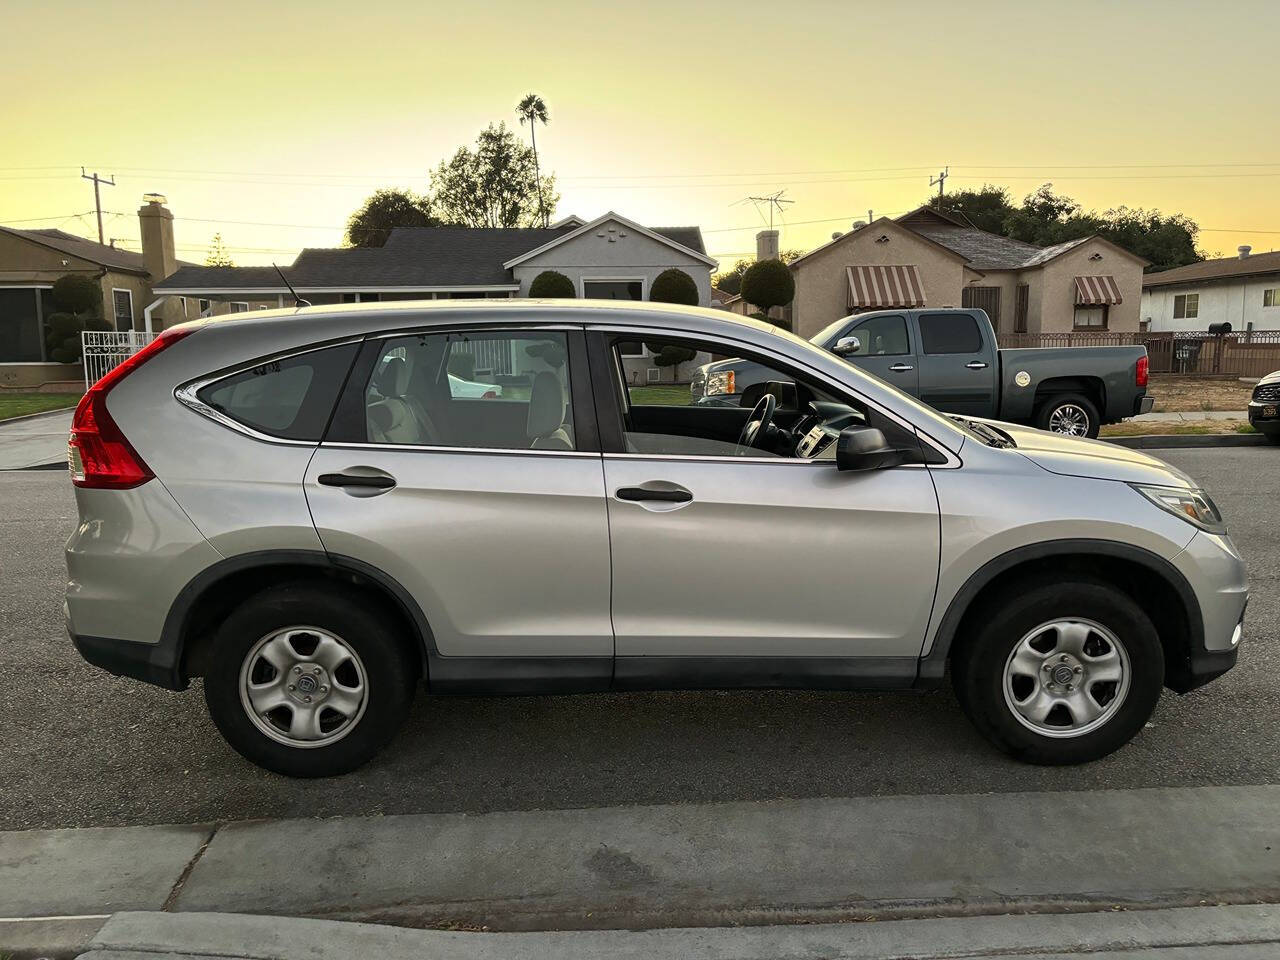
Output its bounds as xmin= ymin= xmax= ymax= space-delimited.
xmin=735 ymin=393 xmax=776 ymax=455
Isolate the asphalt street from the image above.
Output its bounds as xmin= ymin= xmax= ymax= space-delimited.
xmin=2 ymin=447 xmax=1277 ymax=831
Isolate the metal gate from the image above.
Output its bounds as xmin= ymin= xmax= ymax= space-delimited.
xmin=81 ymin=331 xmax=157 ymax=389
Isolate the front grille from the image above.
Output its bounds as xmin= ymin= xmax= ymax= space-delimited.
xmin=1254 ymin=384 xmax=1280 ymax=403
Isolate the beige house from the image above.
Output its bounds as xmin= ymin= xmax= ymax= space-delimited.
xmin=0 ymin=196 xmax=267 ymax=389
xmin=787 ymin=207 xmax=1148 ymax=341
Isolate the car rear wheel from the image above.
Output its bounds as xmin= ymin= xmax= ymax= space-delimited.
xmin=204 ymin=583 xmax=417 ymax=777
xmin=952 ymin=580 xmax=1163 ymax=764
xmin=1037 ymin=393 xmax=1100 ymax=438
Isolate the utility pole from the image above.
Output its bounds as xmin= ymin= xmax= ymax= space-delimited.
xmin=930 ymin=166 xmax=949 ymax=199
xmin=80 ymin=167 xmax=115 ymax=244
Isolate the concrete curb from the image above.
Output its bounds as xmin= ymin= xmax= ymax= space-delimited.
xmin=78 ymin=904 xmax=1280 ymax=960
xmin=1108 ymin=432 xmax=1271 ymax=449
xmin=5 ymin=786 xmax=1280 ymax=936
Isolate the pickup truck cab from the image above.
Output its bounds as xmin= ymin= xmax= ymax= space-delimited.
xmin=697 ymin=309 xmax=1153 ymax=438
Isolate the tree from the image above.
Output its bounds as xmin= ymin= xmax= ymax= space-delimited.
xmin=45 ymin=274 xmax=108 ymax=363
xmin=431 ymin=123 xmax=558 ymax=228
xmin=651 ymin=343 xmax=697 ymax=380
xmin=204 ymin=233 xmax=235 ymax=267
xmin=529 ymin=270 xmax=575 ymax=297
xmin=649 ymin=268 xmax=699 ymax=306
xmin=345 ymin=188 xmax=437 ymax=247
xmin=714 ymin=249 xmax=803 ymax=295
xmin=740 ymin=258 xmax=795 ymax=322
xmin=1097 ymin=207 xmax=1201 ymax=272
xmin=927 ymin=185 xmax=1015 ymax=234
xmin=516 ymin=94 xmax=550 ymax=227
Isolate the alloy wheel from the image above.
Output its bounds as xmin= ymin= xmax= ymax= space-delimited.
xmin=1048 ymin=403 xmax=1090 ymax=436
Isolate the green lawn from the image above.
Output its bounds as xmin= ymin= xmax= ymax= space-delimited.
xmin=0 ymin=392 xmax=81 ymax=421
xmin=629 ymin=384 xmax=692 ymax=406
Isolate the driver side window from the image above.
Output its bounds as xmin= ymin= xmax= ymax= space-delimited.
xmin=612 ymin=335 xmax=842 ymax=459
xmin=844 ymin=314 xmax=910 ymax=356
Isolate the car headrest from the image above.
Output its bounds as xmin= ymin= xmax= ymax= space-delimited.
xmin=526 ymin=371 xmax=565 ymax=439
xmin=375 ymin=356 xmax=408 ymax=397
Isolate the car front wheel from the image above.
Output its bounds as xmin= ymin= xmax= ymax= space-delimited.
xmin=952 ymin=580 xmax=1163 ymax=764
xmin=203 ymin=583 xmax=417 ymax=777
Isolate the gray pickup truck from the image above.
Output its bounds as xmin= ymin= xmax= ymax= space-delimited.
xmin=693 ymin=308 xmax=1152 ymax=437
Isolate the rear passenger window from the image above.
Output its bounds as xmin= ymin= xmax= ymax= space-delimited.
xmin=918 ymin=313 xmax=983 ymax=354
xmin=361 ymin=331 xmax=575 ymax=450
xmin=196 ymin=343 xmax=357 ymax=440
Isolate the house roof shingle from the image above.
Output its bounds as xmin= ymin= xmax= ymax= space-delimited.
xmin=154 ymin=222 xmax=709 ymax=292
xmin=1 ymin=226 xmax=150 ymax=275
xmin=1142 ymin=250 xmax=1280 ymax=288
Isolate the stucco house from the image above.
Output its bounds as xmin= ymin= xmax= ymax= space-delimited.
xmin=786 ymin=207 xmax=1148 ymax=341
xmin=1141 ymin=246 xmax=1280 ymax=332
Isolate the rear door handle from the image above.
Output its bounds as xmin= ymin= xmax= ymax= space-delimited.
xmin=318 ymin=472 xmax=396 ymax=490
xmin=966 ymin=361 xmax=989 ymax=370
xmin=887 ymin=363 xmax=914 ymax=372
xmin=616 ymin=486 xmax=692 ymax=503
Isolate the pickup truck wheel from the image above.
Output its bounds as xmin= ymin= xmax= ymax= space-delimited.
xmin=203 ymin=582 xmax=417 ymax=778
xmin=1037 ymin=393 xmax=1100 ymax=438
xmin=952 ymin=580 xmax=1163 ymax=765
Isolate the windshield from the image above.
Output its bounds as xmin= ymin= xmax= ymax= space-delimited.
xmin=809 ymin=316 xmax=854 ymax=349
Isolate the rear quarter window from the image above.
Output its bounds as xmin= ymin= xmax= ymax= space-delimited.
xmin=195 ymin=342 xmax=358 ymax=440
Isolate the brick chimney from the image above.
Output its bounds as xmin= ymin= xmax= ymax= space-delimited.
xmin=756 ymin=229 xmax=779 ymax=262
xmin=139 ymin=193 xmax=177 ymax=281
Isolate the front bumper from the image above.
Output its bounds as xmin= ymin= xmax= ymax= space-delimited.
xmin=1166 ymin=530 xmax=1248 ymax=692
xmin=1248 ymin=400 xmax=1280 ymax=430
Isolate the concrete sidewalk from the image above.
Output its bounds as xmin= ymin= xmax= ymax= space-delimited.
xmin=4 ymin=786 xmax=1280 ymax=948
xmin=76 ymin=904 xmax=1280 ymax=959
xmin=1133 ymin=409 xmax=1249 ymax=422
xmin=0 ymin=408 xmax=72 ymax=469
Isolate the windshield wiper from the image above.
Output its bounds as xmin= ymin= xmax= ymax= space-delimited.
xmin=952 ymin=416 xmax=1016 ymax=448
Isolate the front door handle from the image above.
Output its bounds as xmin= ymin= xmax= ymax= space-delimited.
xmin=616 ymin=486 xmax=692 ymax=503
xmin=966 ymin=361 xmax=990 ymax=370
xmin=887 ymin=363 xmax=914 ymax=372
xmin=318 ymin=472 xmax=397 ymax=490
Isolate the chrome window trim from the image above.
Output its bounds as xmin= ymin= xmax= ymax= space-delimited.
xmin=589 ymin=322 xmax=959 ymax=467
xmin=318 ymin=441 xmax=599 ymax=459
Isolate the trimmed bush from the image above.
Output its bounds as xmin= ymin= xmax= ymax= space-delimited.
xmin=51 ymin=275 xmax=102 ymax=317
xmin=529 ymin=270 xmax=575 ymax=298
xmin=46 ymin=312 xmax=110 ymax=363
xmin=649 ymin=268 xmax=699 ymax=306
xmin=740 ymin=259 xmax=795 ymax=319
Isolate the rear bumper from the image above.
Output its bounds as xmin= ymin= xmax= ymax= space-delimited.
xmin=1135 ymin=395 xmax=1154 ymax=415
xmin=68 ymin=615 xmax=186 ymax=691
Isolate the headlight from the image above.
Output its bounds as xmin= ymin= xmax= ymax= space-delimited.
xmin=1131 ymin=484 xmax=1226 ymax=534
xmin=706 ymin=370 xmax=735 ymax=396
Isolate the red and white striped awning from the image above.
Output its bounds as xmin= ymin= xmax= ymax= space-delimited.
xmin=846 ymin=265 xmax=926 ymax=310
xmin=1074 ymin=275 xmax=1123 ymax=305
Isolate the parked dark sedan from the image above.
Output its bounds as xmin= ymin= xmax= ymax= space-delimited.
xmin=1248 ymin=370 xmax=1280 ymax=442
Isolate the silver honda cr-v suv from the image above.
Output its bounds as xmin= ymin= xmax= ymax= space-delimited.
xmin=65 ymin=301 xmax=1247 ymax=777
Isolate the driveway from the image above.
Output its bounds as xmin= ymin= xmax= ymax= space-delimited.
xmin=2 ymin=447 xmax=1276 ymax=830
xmin=0 ymin=408 xmax=72 ymax=469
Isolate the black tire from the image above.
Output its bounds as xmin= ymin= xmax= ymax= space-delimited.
xmin=203 ymin=582 xmax=417 ymax=777
xmin=1036 ymin=392 xmax=1101 ymax=438
xmin=952 ymin=579 xmax=1163 ymax=765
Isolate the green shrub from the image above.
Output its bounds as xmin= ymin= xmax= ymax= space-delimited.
xmin=51 ymin=275 xmax=102 ymax=316
xmin=46 ymin=312 xmax=109 ymax=363
xmin=653 ymin=344 xmax=697 ymax=369
xmin=649 ymin=268 xmax=699 ymax=306
xmin=740 ymin=259 xmax=795 ymax=317
xmin=529 ymin=270 xmax=575 ymax=298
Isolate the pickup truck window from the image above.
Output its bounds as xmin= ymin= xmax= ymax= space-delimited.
xmin=919 ymin=313 xmax=983 ymax=354
xmin=850 ymin=315 xmax=910 ymax=356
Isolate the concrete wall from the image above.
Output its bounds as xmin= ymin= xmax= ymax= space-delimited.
xmin=1030 ymin=239 xmax=1143 ymax=333
xmin=1142 ymin=272 xmax=1280 ymax=332
xmin=789 ymin=221 xmax=971 ymax=340
xmin=511 ymin=220 xmax=714 ymax=307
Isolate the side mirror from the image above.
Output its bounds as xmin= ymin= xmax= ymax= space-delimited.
xmin=835 ymin=425 xmax=906 ymax=472
xmin=832 ymin=335 xmax=862 ymax=357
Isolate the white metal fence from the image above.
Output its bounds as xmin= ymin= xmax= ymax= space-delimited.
xmin=81 ymin=330 xmax=157 ymax=389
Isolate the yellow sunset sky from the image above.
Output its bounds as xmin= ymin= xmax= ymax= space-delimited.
xmin=3 ymin=0 xmax=1277 ymax=270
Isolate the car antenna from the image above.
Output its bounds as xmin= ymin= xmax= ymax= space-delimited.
xmin=273 ymin=263 xmax=311 ymax=307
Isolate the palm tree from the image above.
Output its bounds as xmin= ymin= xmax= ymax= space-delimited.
xmin=516 ymin=93 xmax=549 ymax=227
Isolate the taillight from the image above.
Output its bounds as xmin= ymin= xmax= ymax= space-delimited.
xmin=68 ymin=327 xmax=194 ymax=489
xmin=1136 ymin=355 xmax=1149 ymax=389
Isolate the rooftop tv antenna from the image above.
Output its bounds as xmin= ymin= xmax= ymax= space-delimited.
xmin=930 ymin=166 xmax=949 ymax=197
xmin=737 ymin=189 xmax=794 ymax=231
xmin=273 ymin=263 xmax=311 ymax=307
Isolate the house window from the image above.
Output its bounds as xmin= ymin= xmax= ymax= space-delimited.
xmin=1264 ymin=288 xmax=1279 ymax=307
xmin=1173 ymin=293 xmax=1199 ymax=319
xmin=198 ymin=299 xmax=211 ymax=316
xmin=1073 ymin=305 xmax=1109 ymax=329
xmin=229 ymin=302 xmax=249 ymax=313
xmin=583 ymin=279 xmax=643 ymax=301
xmin=179 ymin=296 xmax=187 ymax=317
xmin=112 ymin=289 xmax=134 ymax=332
xmin=0 ymin=287 xmax=52 ymax=362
